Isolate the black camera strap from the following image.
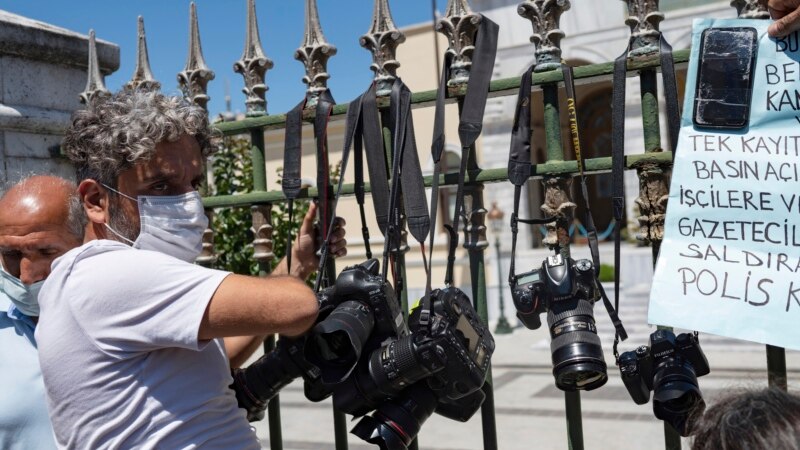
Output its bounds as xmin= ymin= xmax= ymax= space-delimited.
xmin=380 ymin=78 xmax=431 ymax=288
xmin=282 ymin=89 xmax=335 ymax=283
xmin=507 ymin=64 xmax=557 ymax=285
xmin=610 ymin=34 xmax=679 ymax=358
xmin=315 ymin=96 xmax=364 ymax=292
xmin=562 ymin=64 xmax=627 ymax=342
xmin=422 ymin=15 xmax=498 ymax=326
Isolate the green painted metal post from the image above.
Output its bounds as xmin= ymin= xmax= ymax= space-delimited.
xmin=639 ymin=68 xmax=682 ymax=450
xmin=249 ymin=128 xmax=285 ymax=450
xmin=766 ymin=345 xmax=788 ymax=391
xmin=542 ymin=82 xmax=584 ymax=450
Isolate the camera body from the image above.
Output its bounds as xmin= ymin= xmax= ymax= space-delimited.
xmin=306 ymin=259 xmax=408 ymax=384
xmin=413 ymin=287 xmax=494 ymax=401
xmin=511 ymin=254 xmax=606 ymax=391
xmin=511 ymin=254 xmax=597 ymax=330
xmin=619 ymin=330 xmax=710 ymax=436
xmin=348 ymin=287 xmax=495 ymax=449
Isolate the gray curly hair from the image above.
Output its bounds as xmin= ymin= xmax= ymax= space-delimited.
xmin=62 ymin=89 xmax=218 ymax=186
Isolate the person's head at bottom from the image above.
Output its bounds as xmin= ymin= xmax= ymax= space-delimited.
xmin=691 ymin=387 xmax=800 ymax=450
xmin=0 ymin=175 xmax=85 ymax=317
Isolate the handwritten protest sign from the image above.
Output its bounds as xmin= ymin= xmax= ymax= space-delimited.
xmin=649 ymin=19 xmax=800 ymax=350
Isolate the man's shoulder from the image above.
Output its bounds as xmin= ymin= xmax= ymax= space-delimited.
xmin=56 ymin=239 xmax=202 ymax=272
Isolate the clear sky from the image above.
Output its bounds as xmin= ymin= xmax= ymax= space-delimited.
xmin=4 ymin=0 xmax=438 ymax=117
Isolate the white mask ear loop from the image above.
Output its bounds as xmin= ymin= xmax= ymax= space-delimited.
xmin=101 ymin=183 xmax=137 ymax=246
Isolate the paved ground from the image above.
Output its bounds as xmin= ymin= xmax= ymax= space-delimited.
xmin=250 ymin=283 xmax=800 ymax=450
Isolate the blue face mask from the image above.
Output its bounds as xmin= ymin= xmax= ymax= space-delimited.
xmin=0 ymin=265 xmax=43 ymax=317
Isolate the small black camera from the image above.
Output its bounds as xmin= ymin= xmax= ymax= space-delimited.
xmin=618 ymin=329 xmax=710 ymax=436
xmin=510 ymin=254 xmax=607 ymax=391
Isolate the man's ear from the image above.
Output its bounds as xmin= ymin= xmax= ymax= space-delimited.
xmin=78 ymin=179 xmax=109 ymax=225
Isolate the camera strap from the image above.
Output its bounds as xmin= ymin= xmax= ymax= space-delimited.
xmin=562 ymin=64 xmax=627 ymax=342
xmin=421 ymin=15 xmax=498 ymax=326
xmin=610 ymin=34 xmax=679 ymax=357
xmin=314 ymin=95 xmax=364 ymax=292
xmin=507 ymin=64 xmax=557 ymax=285
xmin=283 ymin=90 xmax=335 ymax=284
xmin=380 ymin=78 xmax=431 ymax=287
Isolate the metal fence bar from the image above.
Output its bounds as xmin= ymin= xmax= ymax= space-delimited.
xmin=214 ymin=49 xmax=690 ymax=136
xmin=620 ymin=0 xmax=682 ymax=446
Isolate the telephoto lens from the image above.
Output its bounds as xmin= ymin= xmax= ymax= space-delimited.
xmin=350 ymin=383 xmax=439 ymax=450
xmin=547 ymin=298 xmax=607 ymax=391
xmin=231 ymin=338 xmax=305 ymax=422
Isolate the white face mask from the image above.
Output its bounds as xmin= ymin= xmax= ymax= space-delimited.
xmin=0 ymin=265 xmax=43 ymax=317
xmin=103 ymin=185 xmax=208 ymax=263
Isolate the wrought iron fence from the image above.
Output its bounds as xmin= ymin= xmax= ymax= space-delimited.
xmin=79 ymin=1 xmax=787 ymax=449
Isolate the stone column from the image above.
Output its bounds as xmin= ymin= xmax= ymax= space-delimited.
xmin=0 ymin=10 xmax=119 ymax=186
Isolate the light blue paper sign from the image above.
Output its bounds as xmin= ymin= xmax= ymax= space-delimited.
xmin=649 ymin=19 xmax=800 ymax=350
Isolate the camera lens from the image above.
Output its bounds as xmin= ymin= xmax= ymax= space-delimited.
xmin=547 ymin=298 xmax=607 ymax=391
xmin=332 ymin=335 xmax=439 ymax=416
xmin=652 ymin=357 xmax=705 ymax=436
xmin=234 ymin=339 xmax=304 ymax=421
xmin=350 ymin=383 xmax=438 ymax=450
xmin=305 ymin=300 xmax=375 ymax=384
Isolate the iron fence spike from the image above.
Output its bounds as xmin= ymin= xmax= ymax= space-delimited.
xmin=79 ymin=29 xmax=110 ymax=106
xmin=178 ymin=2 xmax=215 ymax=110
xmin=621 ymin=0 xmax=664 ymax=56
xmin=518 ymin=0 xmax=571 ymax=72
xmin=125 ymin=16 xmax=160 ymax=92
xmin=436 ymin=0 xmax=482 ymax=85
xmin=361 ymin=0 xmax=405 ymax=96
xmin=295 ymin=0 xmax=337 ymax=103
xmin=731 ymin=0 xmax=770 ymax=19
xmin=234 ymin=0 xmax=274 ymax=116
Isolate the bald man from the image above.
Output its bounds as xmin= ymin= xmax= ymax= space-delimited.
xmin=0 ymin=175 xmax=84 ymax=450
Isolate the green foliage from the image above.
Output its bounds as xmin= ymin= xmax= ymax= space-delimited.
xmin=211 ymin=137 xmax=257 ymax=275
xmin=598 ymin=263 xmax=615 ymax=283
xmin=210 ymin=136 xmax=342 ymax=279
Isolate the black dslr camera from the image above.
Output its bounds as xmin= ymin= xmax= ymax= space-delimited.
xmin=618 ymin=329 xmax=710 ymax=436
xmin=511 ymin=254 xmax=607 ymax=391
xmin=304 ymin=259 xmax=408 ymax=384
xmin=348 ymin=287 xmax=495 ymax=450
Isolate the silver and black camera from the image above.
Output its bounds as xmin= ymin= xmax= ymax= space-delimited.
xmin=618 ymin=329 xmax=710 ymax=436
xmin=511 ymin=254 xmax=607 ymax=391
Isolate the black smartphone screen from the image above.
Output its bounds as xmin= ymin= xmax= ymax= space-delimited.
xmin=693 ymin=27 xmax=758 ymax=129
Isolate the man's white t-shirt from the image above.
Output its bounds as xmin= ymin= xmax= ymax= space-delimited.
xmin=35 ymin=240 xmax=260 ymax=450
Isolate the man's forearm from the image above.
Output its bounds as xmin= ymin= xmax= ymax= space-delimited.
xmin=225 ymin=335 xmax=268 ymax=368
xmin=272 ymin=253 xmax=316 ymax=280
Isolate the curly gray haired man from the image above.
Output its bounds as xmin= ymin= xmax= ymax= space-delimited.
xmin=36 ymin=89 xmax=346 ymax=449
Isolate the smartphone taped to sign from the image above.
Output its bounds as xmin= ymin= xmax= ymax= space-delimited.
xmin=693 ymin=27 xmax=758 ymax=130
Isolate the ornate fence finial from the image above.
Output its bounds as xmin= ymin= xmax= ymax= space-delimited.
xmin=251 ymin=204 xmax=275 ymax=266
xmin=295 ymin=0 xmax=337 ymax=105
xmin=80 ymin=30 xmax=110 ymax=105
xmin=436 ymin=0 xmax=482 ymax=85
xmin=730 ymin=0 xmax=770 ymax=19
xmin=360 ymin=0 xmax=405 ymax=96
xmin=195 ymin=210 xmax=217 ymax=267
xmin=518 ymin=0 xmax=571 ymax=72
xmin=621 ymin=0 xmax=664 ymax=56
xmin=125 ymin=16 xmax=160 ymax=91
xmin=178 ymin=2 xmax=215 ymax=110
xmin=234 ymin=0 xmax=273 ymax=116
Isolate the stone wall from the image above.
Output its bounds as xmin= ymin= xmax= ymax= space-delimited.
xmin=0 ymin=10 xmax=119 ymax=187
